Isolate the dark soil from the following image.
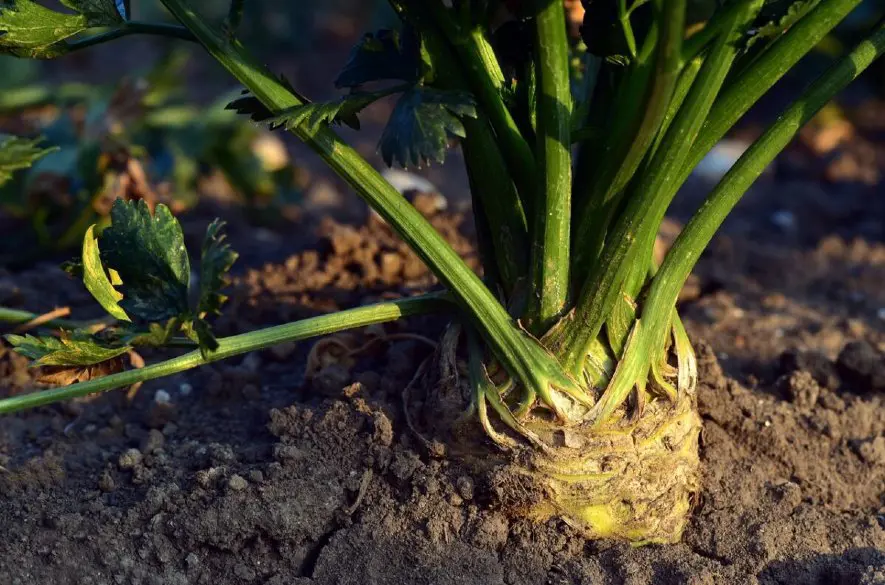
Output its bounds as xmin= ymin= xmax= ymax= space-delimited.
xmin=2 ymin=175 xmax=884 ymax=584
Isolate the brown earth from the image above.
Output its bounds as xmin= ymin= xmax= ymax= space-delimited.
xmin=1 ymin=168 xmax=884 ymax=584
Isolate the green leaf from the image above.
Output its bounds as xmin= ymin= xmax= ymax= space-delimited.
xmin=746 ymin=0 xmax=820 ymax=50
xmin=82 ymin=224 xmax=130 ymax=321
xmin=0 ymin=134 xmax=57 ymax=187
xmin=192 ymin=318 xmax=218 ymax=354
xmin=225 ymin=74 xmax=309 ymax=122
xmin=0 ymin=0 xmax=122 ymax=58
xmin=379 ymin=88 xmax=477 ymax=168
xmin=100 ymin=199 xmax=191 ymax=322
xmin=61 ymin=0 xmax=123 ymax=25
xmin=265 ymin=92 xmax=382 ymax=133
xmin=114 ymin=318 xmax=180 ymax=347
xmin=335 ymin=28 xmax=422 ymax=89
xmin=5 ymin=332 xmax=130 ymax=366
xmin=110 ymin=318 xmax=179 ymax=347
xmin=580 ymin=0 xmax=652 ymax=62
xmin=198 ymin=219 xmax=237 ymax=317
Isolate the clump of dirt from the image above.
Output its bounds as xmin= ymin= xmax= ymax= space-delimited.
xmin=215 ymin=193 xmax=476 ymax=332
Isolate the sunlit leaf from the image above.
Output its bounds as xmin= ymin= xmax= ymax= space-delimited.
xmin=82 ymin=224 xmax=129 ymax=321
xmin=5 ymin=331 xmax=130 ymax=366
xmin=0 ymin=0 xmax=123 ymax=58
xmin=99 ymin=199 xmax=190 ymax=322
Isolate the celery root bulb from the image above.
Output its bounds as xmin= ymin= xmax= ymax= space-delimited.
xmin=502 ymin=391 xmax=702 ymax=543
xmin=415 ymin=330 xmax=702 ymax=545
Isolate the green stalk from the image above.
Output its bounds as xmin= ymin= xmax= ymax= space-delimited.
xmin=0 ymin=307 xmax=96 ymax=330
xmin=66 ymin=21 xmax=196 ymax=51
xmin=410 ymin=22 xmax=529 ymax=294
xmin=680 ymin=0 xmax=863 ymax=184
xmin=0 ymin=295 xmax=449 ymax=415
xmin=571 ymin=0 xmax=685 ymax=284
xmin=604 ymin=55 xmax=705 ymax=354
xmin=527 ymin=0 xmax=572 ymax=332
xmin=680 ymin=0 xmax=745 ymax=65
xmin=591 ymin=22 xmax=885 ymax=424
xmin=402 ymin=1 xmax=538 ymax=209
xmin=556 ymin=0 xmax=760 ymax=375
xmin=158 ymin=0 xmax=583 ymax=415
xmin=462 ymin=117 xmax=529 ymax=293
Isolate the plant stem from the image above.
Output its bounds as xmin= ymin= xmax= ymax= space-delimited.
xmin=680 ymin=0 xmax=745 ymax=65
xmin=461 ymin=117 xmax=529 ymax=293
xmin=0 ymin=294 xmax=449 ymax=415
xmin=592 ymin=22 xmax=885 ymax=424
xmin=527 ymin=0 xmax=572 ymax=332
xmin=557 ymin=0 xmax=760 ymax=375
xmin=0 ymin=307 xmax=99 ymax=331
xmin=410 ymin=20 xmax=529 ymax=294
xmin=571 ymin=0 xmax=685 ymax=285
xmin=158 ymin=0 xmax=582 ymax=413
xmin=65 ymin=21 xmax=196 ymax=51
xmin=681 ymin=0 xmax=863 ymax=183
xmin=403 ymin=1 xmax=539 ymax=211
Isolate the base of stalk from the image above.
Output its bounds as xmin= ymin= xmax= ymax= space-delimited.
xmin=410 ymin=326 xmax=702 ymax=545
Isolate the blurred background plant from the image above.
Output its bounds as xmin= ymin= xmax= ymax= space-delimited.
xmin=1 ymin=0 xmax=883 ymax=269
xmin=0 ymin=47 xmax=306 ymax=264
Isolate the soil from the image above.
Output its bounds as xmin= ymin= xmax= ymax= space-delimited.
xmin=2 ymin=19 xmax=885 ymax=585
xmin=2 ymin=172 xmax=884 ymax=584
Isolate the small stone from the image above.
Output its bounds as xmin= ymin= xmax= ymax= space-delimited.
xmin=274 ymin=444 xmax=304 ymax=462
xmin=227 ymin=475 xmax=248 ymax=492
xmin=118 ymin=449 xmax=142 ymax=470
xmin=769 ymin=480 xmax=802 ymax=515
xmin=248 ymin=470 xmax=264 ymax=484
xmin=456 ymin=476 xmax=475 ymax=501
xmin=777 ymin=371 xmax=820 ymax=411
xmin=779 ymin=349 xmax=840 ymax=390
xmin=154 ymin=389 xmax=171 ymax=404
xmin=770 ymin=210 xmax=796 ymax=230
xmin=241 ymin=353 xmax=262 ymax=373
xmin=371 ymin=411 xmax=394 ymax=447
xmin=195 ymin=467 xmax=224 ymax=488
xmin=208 ymin=443 xmax=236 ymax=465
xmin=178 ymin=383 xmax=193 ymax=396
xmin=837 ymin=341 xmax=885 ymax=393
xmin=140 ymin=429 xmax=165 ymax=454
xmin=98 ymin=470 xmax=116 ymax=492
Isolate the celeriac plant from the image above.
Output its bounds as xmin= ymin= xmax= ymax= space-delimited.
xmin=1 ymin=0 xmax=883 ymax=543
